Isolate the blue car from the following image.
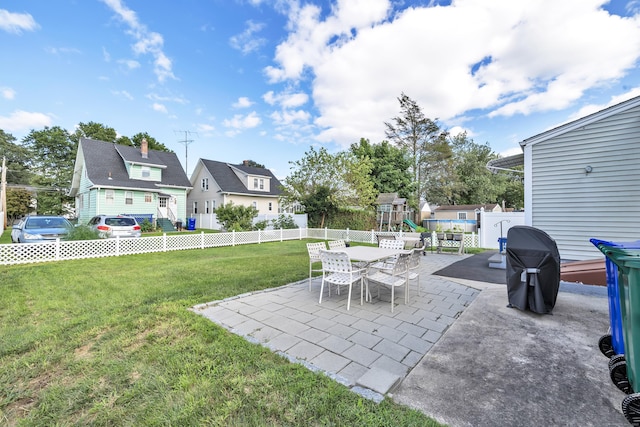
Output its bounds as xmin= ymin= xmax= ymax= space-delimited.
xmin=11 ymin=215 xmax=74 ymax=243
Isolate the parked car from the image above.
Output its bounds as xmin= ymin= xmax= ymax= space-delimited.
xmin=88 ymin=215 xmax=142 ymax=238
xmin=11 ymin=215 xmax=74 ymax=243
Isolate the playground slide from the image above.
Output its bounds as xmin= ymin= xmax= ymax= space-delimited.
xmin=403 ymin=219 xmax=419 ymax=230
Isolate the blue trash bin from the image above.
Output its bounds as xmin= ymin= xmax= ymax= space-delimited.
xmin=498 ymin=237 xmax=507 ymax=253
xmin=186 ymin=218 xmax=196 ymax=231
xmin=590 ymin=239 xmax=640 ymax=358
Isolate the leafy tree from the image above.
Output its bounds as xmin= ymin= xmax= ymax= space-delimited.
xmin=22 ymin=126 xmax=75 ymax=215
xmin=271 ymin=214 xmax=298 ymax=229
xmin=214 ymin=201 xmax=258 ymax=231
xmin=350 ymin=138 xmax=414 ymax=201
xmin=243 ymin=160 xmax=265 ymax=168
xmin=70 ymin=121 xmax=118 ymax=143
xmin=280 ymin=147 xmax=376 ymax=227
xmin=300 ymin=185 xmax=338 ymax=228
xmin=449 ymin=132 xmax=503 ymax=204
xmin=384 ymin=93 xmax=451 ymax=209
xmin=131 ymin=132 xmax=172 ymax=152
xmin=0 ymin=130 xmax=32 ymax=184
xmin=6 ymin=187 xmax=33 ymax=223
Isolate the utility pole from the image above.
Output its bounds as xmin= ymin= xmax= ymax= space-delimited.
xmin=174 ymin=130 xmax=196 ymax=175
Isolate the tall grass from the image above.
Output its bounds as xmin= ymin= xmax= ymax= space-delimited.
xmin=0 ymin=240 xmax=442 ymax=426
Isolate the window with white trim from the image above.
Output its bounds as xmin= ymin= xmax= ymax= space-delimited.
xmin=145 ymin=193 xmax=152 ymax=203
xmin=105 ymin=189 xmax=114 ymax=205
xmin=141 ymin=166 xmax=150 ymax=178
xmin=193 ymin=201 xmax=198 ymax=214
xmin=253 ymin=178 xmax=258 ymax=189
xmin=205 ymin=200 xmax=209 ymax=214
xmin=252 ymin=201 xmax=257 ymax=209
xmin=125 ymin=191 xmax=133 ymax=205
xmin=457 ymin=212 xmax=467 ymax=220
xmin=212 ymin=200 xmax=216 ymax=210
xmin=259 ymin=178 xmax=264 ymax=190
xmin=268 ymin=202 xmax=272 ymax=211
xmin=201 ymin=178 xmax=208 ymax=190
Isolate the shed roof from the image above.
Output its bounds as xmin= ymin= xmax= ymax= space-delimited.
xmin=435 ymin=204 xmax=499 ymax=211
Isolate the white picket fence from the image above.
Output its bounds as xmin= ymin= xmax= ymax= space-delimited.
xmin=0 ymin=228 xmax=478 ymax=266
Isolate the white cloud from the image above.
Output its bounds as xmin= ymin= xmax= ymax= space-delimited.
xmin=229 ymin=20 xmax=267 ymax=54
xmin=0 ymin=110 xmax=51 ymax=131
xmin=233 ymin=97 xmax=254 ymax=108
xmin=117 ymin=59 xmax=140 ymax=69
xmin=223 ymin=111 xmax=262 ymax=132
xmin=565 ymin=87 xmax=640 ymax=122
xmin=111 ymin=90 xmax=134 ymax=100
xmin=152 ymin=103 xmax=168 ymax=113
xmin=102 ymin=0 xmax=176 ymax=82
xmin=197 ymin=123 xmax=215 ymax=132
xmin=146 ymin=92 xmax=188 ymax=104
xmin=270 ymin=109 xmax=311 ymax=126
xmin=267 ymin=0 xmax=640 ymax=148
xmin=263 ymin=90 xmax=308 ymax=107
xmin=1 ymin=87 xmax=16 ymax=100
xmin=0 ymin=9 xmax=39 ymax=34
xmin=102 ymin=47 xmax=111 ymax=62
xmin=45 ymin=47 xmax=82 ymax=55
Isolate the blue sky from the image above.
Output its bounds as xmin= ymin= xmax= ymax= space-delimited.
xmin=2 ymin=0 xmax=640 ymax=179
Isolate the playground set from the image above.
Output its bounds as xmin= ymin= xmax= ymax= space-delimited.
xmin=375 ymin=192 xmax=418 ymax=232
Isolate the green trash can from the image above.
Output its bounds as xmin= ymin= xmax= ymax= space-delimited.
xmin=593 ymin=243 xmax=640 ymax=424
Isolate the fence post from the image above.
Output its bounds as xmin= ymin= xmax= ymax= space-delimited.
xmin=163 ymin=233 xmax=167 ymax=252
xmin=55 ymin=238 xmax=61 ymax=261
xmin=324 ymin=227 xmax=328 ymax=241
xmin=280 ymin=228 xmax=283 ymax=242
xmin=201 ymin=231 xmax=205 ymax=249
xmin=115 ymin=236 xmax=121 ymax=257
xmin=346 ymin=228 xmax=350 ymax=243
xmin=232 ymin=230 xmax=235 ymax=246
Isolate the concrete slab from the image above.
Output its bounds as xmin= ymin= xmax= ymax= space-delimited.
xmin=392 ymin=287 xmax=627 ymax=427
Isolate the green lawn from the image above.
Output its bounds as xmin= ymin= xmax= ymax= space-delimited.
xmin=0 ymin=239 xmax=443 ymax=426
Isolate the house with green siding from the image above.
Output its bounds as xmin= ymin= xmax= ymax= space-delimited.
xmin=69 ymin=138 xmax=192 ymax=230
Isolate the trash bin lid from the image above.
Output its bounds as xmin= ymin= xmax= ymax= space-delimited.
xmin=591 ymin=239 xmax=640 ymax=271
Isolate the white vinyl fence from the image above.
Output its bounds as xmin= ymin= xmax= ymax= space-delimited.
xmin=0 ymin=228 xmax=479 ymax=266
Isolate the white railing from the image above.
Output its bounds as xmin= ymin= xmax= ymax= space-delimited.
xmin=0 ymin=228 xmax=478 ymax=266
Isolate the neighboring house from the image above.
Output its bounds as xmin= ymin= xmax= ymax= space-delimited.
xmin=430 ymin=204 xmax=502 ymax=233
xmin=69 ymin=138 xmax=192 ymax=230
xmin=188 ymin=159 xmax=282 ymax=220
xmin=433 ymin=204 xmax=502 ymax=221
xmin=488 ymin=95 xmax=640 ymax=261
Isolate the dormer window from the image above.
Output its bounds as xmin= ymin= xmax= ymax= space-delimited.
xmin=253 ymin=178 xmax=258 ymax=189
xmin=259 ymin=178 xmax=264 ymax=190
xmin=142 ymin=166 xmax=150 ymax=178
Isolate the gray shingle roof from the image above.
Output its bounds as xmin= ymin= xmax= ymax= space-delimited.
xmin=201 ymin=159 xmax=282 ymax=196
xmin=80 ymin=138 xmax=192 ymax=190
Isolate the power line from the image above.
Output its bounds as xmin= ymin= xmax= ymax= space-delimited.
xmin=174 ymin=130 xmax=197 ymax=174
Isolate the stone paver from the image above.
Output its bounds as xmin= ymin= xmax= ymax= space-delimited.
xmin=193 ymin=253 xmax=480 ymax=398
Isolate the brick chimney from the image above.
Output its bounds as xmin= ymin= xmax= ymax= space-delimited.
xmin=243 ymin=160 xmax=249 ymax=166
xmin=141 ymin=138 xmax=148 ymax=159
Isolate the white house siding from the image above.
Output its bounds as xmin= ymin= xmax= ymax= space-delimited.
xmin=526 ymin=105 xmax=640 ymax=261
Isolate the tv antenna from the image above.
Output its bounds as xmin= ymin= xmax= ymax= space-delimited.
xmin=174 ymin=130 xmax=197 ymax=174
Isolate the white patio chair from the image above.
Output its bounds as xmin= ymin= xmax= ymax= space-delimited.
xmin=306 ymin=242 xmax=326 ymax=291
xmin=407 ymin=246 xmax=424 ymax=297
xmin=372 ymin=239 xmax=406 ymax=269
xmin=367 ymin=251 xmax=410 ymax=313
xmin=328 ymin=240 xmax=347 ymax=250
xmin=318 ymin=249 xmax=366 ymax=310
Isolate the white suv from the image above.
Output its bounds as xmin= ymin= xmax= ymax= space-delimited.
xmin=88 ymin=215 xmax=142 ymax=238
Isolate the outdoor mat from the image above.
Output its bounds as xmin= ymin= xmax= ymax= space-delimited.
xmin=433 ymin=250 xmax=506 ymax=285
